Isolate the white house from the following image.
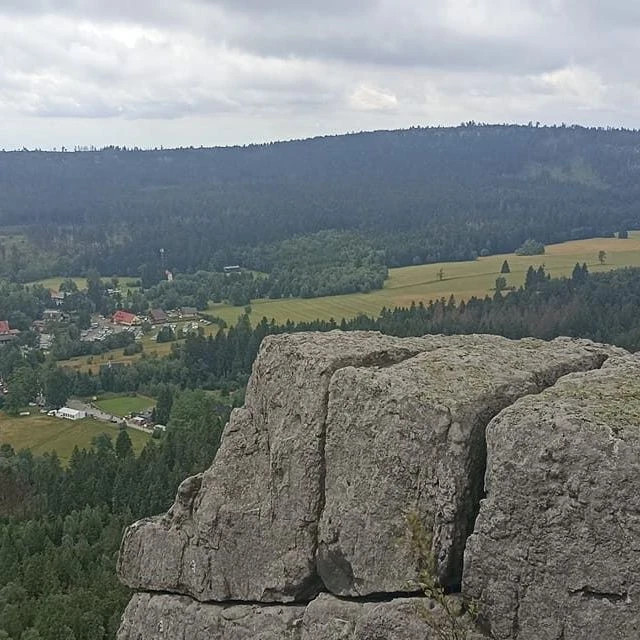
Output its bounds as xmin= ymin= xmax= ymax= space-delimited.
xmin=55 ymin=407 xmax=86 ymax=420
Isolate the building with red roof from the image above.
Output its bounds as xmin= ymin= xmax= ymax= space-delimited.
xmin=113 ymin=310 xmax=140 ymax=326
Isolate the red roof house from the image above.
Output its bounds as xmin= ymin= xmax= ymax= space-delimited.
xmin=0 ymin=321 xmax=9 ymax=334
xmin=113 ymin=310 xmax=140 ymax=326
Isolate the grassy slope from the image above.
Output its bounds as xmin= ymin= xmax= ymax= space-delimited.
xmin=94 ymin=394 xmax=155 ymax=417
xmin=0 ymin=413 xmax=150 ymax=465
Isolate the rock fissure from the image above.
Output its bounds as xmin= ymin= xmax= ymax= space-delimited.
xmin=569 ymin=586 xmax=629 ymax=603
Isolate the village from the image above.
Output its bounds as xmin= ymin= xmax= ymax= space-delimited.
xmin=0 ymin=282 xmax=216 ymax=435
xmin=0 ymin=285 xmax=208 ymax=354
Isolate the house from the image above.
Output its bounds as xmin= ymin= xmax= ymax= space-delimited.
xmin=224 ymin=265 xmax=242 ymax=274
xmin=148 ymin=308 xmax=168 ymax=324
xmin=0 ymin=321 xmax=19 ymax=345
xmin=39 ymin=334 xmax=53 ymax=351
xmin=50 ymin=290 xmax=68 ymax=306
xmin=43 ymin=309 xmax=63 ymax=322
xmin=180 ymin=307 xmax=198 ymax=319
xmin=54 ymin=407 xmax=86 ymax=420
xmin=113 ymin=310 xmax=141 ymax=326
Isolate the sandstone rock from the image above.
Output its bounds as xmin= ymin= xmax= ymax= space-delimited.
xmin=117 ymin=591 xmax=483 ymax=640
xmin=118 ymin=331 xmax=623 ymax=608
xmin=118 ymin=331 xmax=454 ymax=602
xmin=117 ymin=593 xmax=305 ymax=640
xmin=301 ymin=592 xmax=484 ymax=640
xmin=463 ymin=355 xmax=640 ymax=640
xmin=317 ymin=336 xmax=620 ymax=596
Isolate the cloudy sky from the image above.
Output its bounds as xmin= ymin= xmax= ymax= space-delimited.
xmin=0 ymin=0 xmax=638 ymax=149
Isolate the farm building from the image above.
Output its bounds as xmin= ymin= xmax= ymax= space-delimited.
xmin=0 ymin=321 xmax=19 ymax=345
xmin=113 ymin=310 xmax=141 ymax=326
xmin=224 ymin=265 xmax=242 ymax=274
xmin=50 ymin=290 xmax=69 ymax=306
xmin=180 ymin=307 xmax=198 ymax=319
xmin=149 ymin=309 xmax=168 ymax=324
xmin=54 ymin=407 xmax=86 ymax=420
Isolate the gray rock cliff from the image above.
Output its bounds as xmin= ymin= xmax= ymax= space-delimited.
xmin=117 ymin=331 xmax=636 ymax=639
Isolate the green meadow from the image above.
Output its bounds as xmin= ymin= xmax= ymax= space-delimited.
xmin=56 ymin=233 xmax=640 ymax=371
xmin=0 ymin=412 xmax=150 ymax=465
xmin=93 ymin=394 xmax=156 ymax=417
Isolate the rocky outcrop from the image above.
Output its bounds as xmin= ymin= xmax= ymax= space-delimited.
xmin=118 ymin=593 xmax=305 ymax=640
xmin=117 ymin=331 xmax=637 ymax=639
xmin=463 ymin=355 xmax=640 ymax=640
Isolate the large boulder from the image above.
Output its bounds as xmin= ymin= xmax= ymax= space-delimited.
xmin=463 ymin=355 xmax=640 ymax=639
xmin=118 ymin=331 xmax=454 ymax=602
xmin=301 ymin=592 xmax=484 ymax=640
xmin=317 ymin=336 xmax=620 ymax=596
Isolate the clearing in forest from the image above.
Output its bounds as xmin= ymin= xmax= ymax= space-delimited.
xmin=0 ymin=412 xmax=150 ymax=465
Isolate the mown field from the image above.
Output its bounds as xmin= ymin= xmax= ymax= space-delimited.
xmin=209 ymin=234 xmax=640 ymax=325
xmin=94 ymin=394 xmax=155 ymax=417
xmin=28 ymin=275 xmax=138 ymax=293
xmin=0 ymin=412 xmax=150 ymax=465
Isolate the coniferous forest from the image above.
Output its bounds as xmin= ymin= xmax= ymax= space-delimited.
xmin=2 ymin=124 xmax=640 ymax=291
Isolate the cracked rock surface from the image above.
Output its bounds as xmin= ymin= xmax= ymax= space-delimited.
xmin=116 ymin=331 xmax=634 ymax=639
xmin=118 ymin=591 xmax=484 ymax=640
xmin=463 ymin=354 xmax=640 ymax=640
xmin=317 ymin=335 xmax=619 ymax=596
xmin=118 ymin=331 xmax=454 ymax=602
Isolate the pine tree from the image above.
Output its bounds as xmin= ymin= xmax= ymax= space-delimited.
xmin=500 ymin=260 xmax=511 ymax=274
xmin=115 ymin=429 xmax=134 ymax=460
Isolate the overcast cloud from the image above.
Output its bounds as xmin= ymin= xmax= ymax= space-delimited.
xmin=0 ymin=0 xmax=638 ymax=149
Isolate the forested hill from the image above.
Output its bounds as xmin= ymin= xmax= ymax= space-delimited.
xmin=3 ymin=124 xmax=640 ymax=278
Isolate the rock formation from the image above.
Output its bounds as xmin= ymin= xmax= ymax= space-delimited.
xmin=117 ymin=331 xmax=638 ymax=639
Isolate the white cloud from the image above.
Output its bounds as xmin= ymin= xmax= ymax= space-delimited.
xmin=0 ymin=1 xmax=638 ymax=148
xmin=349 ymin=85 xmax=398 ymax=111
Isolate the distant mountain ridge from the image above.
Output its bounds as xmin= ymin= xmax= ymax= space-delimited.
xmin=1 ymin=124 xmax=639 ymax=278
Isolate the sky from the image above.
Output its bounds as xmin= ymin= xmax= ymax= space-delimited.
xmin=0 ymin=0 xmax=638 ymax=149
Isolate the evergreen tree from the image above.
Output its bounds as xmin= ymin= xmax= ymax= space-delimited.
xmin=154 ymin=386 xmax=173 ymax=425
xmin=500 ymin=260 xmax=511 ymax=274
xmin=115 ymin=429 xmax=134 ymax=460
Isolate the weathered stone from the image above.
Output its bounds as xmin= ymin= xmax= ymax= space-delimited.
xmin=117 ymin=592 xmax=484 ymax=640
xmin=301 ymin=592 xmax=484 ymax=640
xmin=117 ymin=593 xmax=305 ymax=640
xmin=317 ymin=336 xmax=621 ymax=596
xmin=118 ymin=331 xmax=455 ymax=602
xmin=463 ymin=355 xmax=640 ymax=640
